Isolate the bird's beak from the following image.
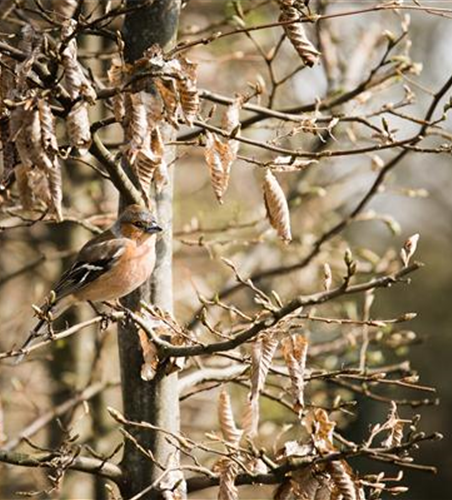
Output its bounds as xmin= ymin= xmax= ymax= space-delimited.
xmin=146 ymin=221 xmax=163 ymax=234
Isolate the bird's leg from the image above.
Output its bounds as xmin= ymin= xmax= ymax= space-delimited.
xmin=88 ymin=300 xmax=103 ymax=316
xmin=88 ymin=301 xmax=111 ymax=330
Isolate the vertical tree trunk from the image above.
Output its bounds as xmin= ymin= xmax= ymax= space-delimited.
xmin=117 ymin=2 xmax=182 ymax=499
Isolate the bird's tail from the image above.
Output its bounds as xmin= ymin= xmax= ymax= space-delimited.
xmin=15 ymin=296 xmax=74 ymax=364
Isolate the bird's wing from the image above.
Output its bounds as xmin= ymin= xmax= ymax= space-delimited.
xmin=53 ymin=232 xmax=129 ymax=300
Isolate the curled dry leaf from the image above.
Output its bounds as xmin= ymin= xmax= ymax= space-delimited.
xmin=303 ymin=408 xmax=335 ymax=453
xmin=17 ymin=26 xmax=42 ymax=92
xmin=61 ymin=20 xmax=97 ymax=104
xmin=221 ymin=96 xmax=242 ymax=159
xmin=107 ymin=57 xmax=126 ymax=123
xmin=263 ymin=169 xmax=292 ymax=242
xmin=243 ymin=334 xmax=279 ymax=436
xmin=381 ymin=402 xmax=404 ymax=448
xmin=222 ymin=97 xmax=242 ymax=135
xmin=137 ymin=329 xmax=159 ymax=381
xmin=218 ymin=390 xmax=242 ymax=446
xmin=274 ymin=442 xmax=325 ymax=500
xmin=10 ymin=98 xmax=63 ymax=219
xmin=216 ymin=458 xmax=239 ymax=500
xmin=176 ymin=56 xmax=199 ymax=126
xmin=279 ymin=6 xmax=320 ymax=67
xmin=328 ymin=460 xmax=360 ymax=500
xmin=281 ymin=334 xmax=308 ymax=414
xmin=154 ymin=78 xmax=179 ymax=128
xmin=205 ymin=131 xmax=235 ymax=204
xmin=38 ymin=100 xmax=63 ymax=220
xmin=123 ymin=92 xmax=168 ymax=195
xmin=38 ymin=100 xmax=58 ymax=154
xmin=125 ymin=91 xmax=149 ymax=148
xmin=67 ymin=101 xmax=92 ymax=155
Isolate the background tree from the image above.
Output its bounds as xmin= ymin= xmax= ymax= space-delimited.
xmin=0 ymin=1 xmax=450 ymax=499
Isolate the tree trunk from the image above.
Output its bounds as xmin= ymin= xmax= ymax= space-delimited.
xmin=117 ymin=2 xmax=182 ymax=499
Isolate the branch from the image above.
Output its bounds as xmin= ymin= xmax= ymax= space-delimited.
xmin=0 ymin=313 xmax=124 ymax=361
xmin=186 ymin=432 xmax=439 ymax=493
xmin=188 ymin=71 xmax=452 ymax=324
xmin=178 ymin=365 xmax=247 ymax=393
xmin=0 ymin=449 xmax=123 ymax=483
xmin=89 ymin=134 xmax=144 ymax=206
xmin=163 ymin=263 xmax=421 ymax=358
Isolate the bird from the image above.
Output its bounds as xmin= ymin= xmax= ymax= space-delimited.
xmin=18 ymin=204 xmax=162 ymax=359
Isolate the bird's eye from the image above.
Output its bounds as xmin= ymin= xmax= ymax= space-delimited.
xmin=134 ymin=221 xmax=145 ymax=229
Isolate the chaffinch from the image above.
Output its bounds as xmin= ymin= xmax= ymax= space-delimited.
xmin=20 ymin=204 xmax=162 ymax=355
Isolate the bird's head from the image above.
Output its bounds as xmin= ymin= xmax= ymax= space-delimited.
xmin=117 ymin=204 xmax=163 ymax=241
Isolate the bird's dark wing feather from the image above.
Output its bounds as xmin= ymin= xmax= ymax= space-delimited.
xmin=52 ymin=237 xmax=128 ymax=300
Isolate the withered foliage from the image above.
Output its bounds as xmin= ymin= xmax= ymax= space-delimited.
xmin=263 ymin=169 xmax=292 ymax=242
xmin=281 ymin=334 xmax=308 ymax=415
xmin=204 ymin=131 xmax=236 ymax=204
xmin=279 ymin=3 xmax=320 ymax=67
xmin=243 ymin=333 xmax=279 ymax=436
xmin=0 ymin=1 xmax=444 ymax=500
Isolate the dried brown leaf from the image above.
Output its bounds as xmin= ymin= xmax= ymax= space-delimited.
xmin=127 ymin=122 xmax=165 ymax=196
xmin=328 ymin=461 xmax=359 ymax=500
xmin=16 ymin=26 xmax=42 ymax=91
xmin=10 ymin=99 xmax=62 ymax=218
xmin=125 ymin=92 xmax=149 ymax=147
xmin=216 ymin=458 xmax=239 ymax=500
xmin=263 ymin=169 xmax=292 ymax=242
xmin=381 ymin=402 xmax=404 ymax=448
xmin=67 ymin=101 xmax=91 ymax=155
xmin=222 ymin=97 xmax=242 ymax=135
xmin=281 ymin=334 xmax=308 ymax=414
xmin=221 ymin=97 xmax=242 ymax=159
xmin=218 ymin=390 xmax=242 ymax=446
xmin=61 ymin=20 xmax=96 ymax=104
xmin=155 ymin=78 xmax=179 ymax=128
xmin=38 ymin=100 xmax=58 ymax=154
xmin=303 ymin=409 xmax=335 ymax=453
xmin=205 ymin=131 xmax=235 ymax=203
xmin=176 ymin=56 xmax=199 ymax=126
xmin=107 ymin=57 xmax=126 ymax=123
xmin=280 ymin=6 xmax=320 ymax=67
xmin=138 ymin=330 xmax=159 ymax=382
xmin=38 ymin=100 xmax=62 ymax=220
xmin=243 ymin=334 xmax=279 ymax=436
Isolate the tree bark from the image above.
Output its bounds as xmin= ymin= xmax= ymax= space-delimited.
xmin=117 ymin=1 xmax=182 ymax=499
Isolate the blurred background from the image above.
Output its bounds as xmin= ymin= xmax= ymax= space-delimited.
xmin=0 ymin=1 xmax=451 ymax=498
